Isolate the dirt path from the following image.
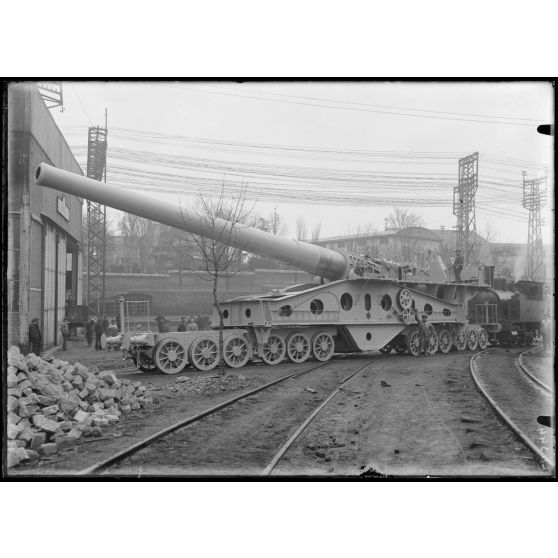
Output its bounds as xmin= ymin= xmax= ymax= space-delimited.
xmin=274 ymin=351 xmax=548 ymax=477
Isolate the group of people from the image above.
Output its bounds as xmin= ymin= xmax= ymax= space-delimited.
xmin=84 ymin=314 xmax=121 ymax=350
xmin=155 ymin=314 xmax=210 ymax=333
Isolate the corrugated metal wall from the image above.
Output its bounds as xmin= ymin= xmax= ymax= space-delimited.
xmin=57 ymin=234 xmax=67 ymax=342
xmin=43 ymin=224 xmax=56 ymax=345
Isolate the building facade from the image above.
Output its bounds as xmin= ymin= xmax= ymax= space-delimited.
xmin=7 ymin=83 xmax=84 ymax=350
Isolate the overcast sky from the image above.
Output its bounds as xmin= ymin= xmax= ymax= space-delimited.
xmin=51 ymin=81 xmax=554 ymax=245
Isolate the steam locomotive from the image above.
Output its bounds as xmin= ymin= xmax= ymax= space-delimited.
xmin=467 ymin=277 xmax=548 ymax=347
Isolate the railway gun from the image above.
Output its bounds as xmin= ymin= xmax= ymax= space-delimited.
xmin=37 ymin=163 xmax=506 ymax=373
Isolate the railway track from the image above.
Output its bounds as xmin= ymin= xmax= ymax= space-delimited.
xmin=470 ymin=349 xmax=555 ymax=473
xmin=78 ymin=356 xmax=367 ymax=475
xmin=518 ymin=347 xmax=552 ymax=393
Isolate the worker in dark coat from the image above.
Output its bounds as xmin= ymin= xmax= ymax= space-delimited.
xmin=102 ymin=314 xmax=111 ymax=333
xmin=85 ymin=318 xmax=95 ymax=348
xmin=453 ymin=249 xmax=464 ymax=283
xmin=159 ymin=319 xmax=170 ymax=333
xmin=415 ymin=310 xmax=432 ymax=357
xmin=177 ymin=317 xmax=187 ymax=332
xmin=155 ymin=314 xmax=166 ymax=332
xmin=28 ymin=318 xmax=42 ymax=356
xmin=94 ymin=318 xmax=104 ymax=350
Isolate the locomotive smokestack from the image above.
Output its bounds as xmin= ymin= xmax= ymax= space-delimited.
xmin=35 ymin=163 xmax=350 ymax=281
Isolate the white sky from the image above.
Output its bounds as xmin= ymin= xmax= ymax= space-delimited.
xmin=51 ymin=81 xmax=554 ymax=245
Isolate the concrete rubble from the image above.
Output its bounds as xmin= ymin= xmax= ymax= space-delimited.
xmin=6 ymin=346 xmax=155 ymax=469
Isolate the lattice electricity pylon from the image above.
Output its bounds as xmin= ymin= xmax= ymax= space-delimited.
xmin=86 ymin=126 xmax=108 ymax=314
xmin=522 ymin=172 xmax=547 ymax=281
xmin=453 ymin=152 xmax=479 ymax=265
xmin=36 ymin=81 xmax=64 ymax=110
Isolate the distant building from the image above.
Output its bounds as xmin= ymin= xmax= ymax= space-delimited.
xmin=7 ymin=83 xmax=84 ymax=350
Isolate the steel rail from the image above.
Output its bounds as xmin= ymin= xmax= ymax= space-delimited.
xmin=518 ymin=346 xmax=552 ymax=394
xmin=77 ymin=359 xmax=338 ymax=475
xmin=261 ymin=360 xmax=374 ymax=475
xmin=469 ymin=349 xmax=555 ymax=473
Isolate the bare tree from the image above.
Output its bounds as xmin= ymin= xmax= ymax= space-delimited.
xmin=311 ymin=221 xmax=322 ymax=243
xmin=187 ymin=182 xmax=253 ymax=376
xmin=120 ymin=214 xmax=156 ymax=273
xmin=386 ymin=208 xmax=425 ymax=262
xmin=296 ymin=217 xmax=307 ymax=241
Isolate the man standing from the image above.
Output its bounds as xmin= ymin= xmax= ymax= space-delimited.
xmin=85 ymin=318 xmax=95 ymax=348
xmin=28 ymin=318 xmax=42 ymax=356
xmin=60 ymin=318 xmax=70 ymax=351
xmin=453 ymin=249 xmax=464 ymax=283
xmin=94 ymin=318 xmax=104 ymax=350
xmin=414 ymin=310 xmax=432 ymax=357
xmin=155 ymin=314 xmax=166 ymax=332
xmin=177 ymin=317 xmax=187 ymax=332
xmin=186 ymin=318 xmax=199 ymax=332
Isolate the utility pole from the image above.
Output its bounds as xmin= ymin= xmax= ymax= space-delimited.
xmin=522 ymin=172 xmax=547 ymax=281
xmin=86 ymin=109 xmax=108 ymax=314
xmin=453 ymin=152 xmax=479 ymax=265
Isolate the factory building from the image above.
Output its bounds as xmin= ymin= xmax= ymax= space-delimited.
xmin=7 ymin=83 xmax=84 ymax=350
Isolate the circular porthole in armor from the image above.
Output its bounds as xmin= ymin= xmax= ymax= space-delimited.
xmin=279 ymin=305 xmax=292 ymax=317
xmin=245 ymin=308 xmax=251 ymax=318
xmin=366 ymin=332 xmax=372 ymax=341
xmin=310 ymin=299 xmax=324 ymax=315
xmin=442 ymin=308 xmax=451 ymax=317
xmin=424 ymin=304 xmax=433 ymax=316
xmin=365 ymin=294 xmax=371 ymax=311
xmin=340 ymin=293 xmax=353 ymax=311
xmin=223 ymin=309 xmax=229 ymax=319
xmin=381 ymin=294 xmax=392 ymax=311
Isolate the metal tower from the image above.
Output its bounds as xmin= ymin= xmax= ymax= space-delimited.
xmin=522 ymin=172 xmax=547 ymax=281
xmin=86 ymin=121 xmax=108 ymax=313
xmin=453 ymin=152 xmax=479 ymax=265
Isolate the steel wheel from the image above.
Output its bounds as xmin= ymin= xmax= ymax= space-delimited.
xmin=427 ymin=330 xmax=439 ymax=355
xmin=190 ymin=337 xmax=219 ymax=371
xmin=455 ymin=329 xmax=467 ymax=351
xmin=398 ymin=288 xmax=413 ymax=310
xmin=223 ymin=336 xmax=250 ymax=369
xmin=154 ymin=339 xmax=188 ymax=374
xmin=262 ymin=334 xmax=286 ymax=365
xmin=477 ymin=328 xmax=489 ymax=350
xmin=466 ymin=329 xmax=479 ymax=351
xmin=311 ymin=332 xmax=335 ymax=362
xmin=286 ymin=333 xmax=311 ymax=363
xmin=437 ymin=328 xmax=452 ymax=354
xmin=406 ymin=329 xmax=420 ymax=356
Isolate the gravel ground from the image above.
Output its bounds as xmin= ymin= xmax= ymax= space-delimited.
xmin=471 ymin=349 xmax=554 ymax=468
xmin=12 ymin=340 xmax=551 ymax=477
xmin=522 ymin=348 xmax=554 ymax=389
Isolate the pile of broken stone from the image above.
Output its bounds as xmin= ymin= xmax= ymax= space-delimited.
xmin=7 ymin=346 xmax=154 ymax=468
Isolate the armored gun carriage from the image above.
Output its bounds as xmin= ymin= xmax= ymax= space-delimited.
xmin=36 ymin=163 xmax=493 ymax=373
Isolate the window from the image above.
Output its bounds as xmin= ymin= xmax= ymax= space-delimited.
xmin=366 ymin=332 xmax=372 ymax=341
xmin=443 ymin=308 xmax=451 ymax=317
xmin=381 ymin=295 xmax=392 ymax=311
xmin=340 ymin=293 xmax=353 ymax=311
xmin=424 ymin=304 xmax=432 ymax=316
xmin=223 ymin=309 xmax=229 ymax=319
xmin=279 ymin=305 xmax=292 ymax=317
xmin=245 ymin=308 xmax=251 ymax=318
xmin=310 ymin=299 xmax=324 ymax=315
xmin=365 ymin=294 xmax=371 ymax=311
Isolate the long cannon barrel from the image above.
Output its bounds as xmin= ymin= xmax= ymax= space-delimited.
xmin=35 ymin=164 xmax=350 ymax=281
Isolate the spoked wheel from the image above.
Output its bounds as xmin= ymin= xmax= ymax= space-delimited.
xmin=223 ymin=335 xmax=251 ymax=368
xmin=427 ymin=330 xmax=439 ymax=355
xmin=262 ymin=334 xmax=286 ymax=365
xmin=455 ymin=329 xmax=467 ymax=351
xmin=437 ymin=328 xmax=452 ymax=354
xmin=466 ymin=329 xmax=479 ymax=351
xmin=154 ymin=339 xmax=188 ymax=374
xmin=406 ymin=329 xmax=420 ymax=356
xmin=477 ymin=328 xmax=489 ymax=350
xmin=311 ymin=332 xmax=335 ymax=362
xmin=379 ymin=344 xmax=393 ymax=354
xmin=398 ymin=288 xmax=414 ymax=310
xmin=286 ymin=333 xmax=311 ymax=363
xmin=190 ymin=337 xmax=219 ymax=371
